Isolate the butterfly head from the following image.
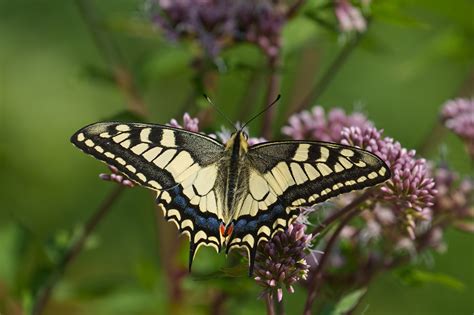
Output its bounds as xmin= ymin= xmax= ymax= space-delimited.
xmin=225 ymin=130 xmax=249 ymax=154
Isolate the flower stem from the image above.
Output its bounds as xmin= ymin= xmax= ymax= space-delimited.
xmin=265 ymin=291 xmax=276 ymax=315
xmin=261 ymin=55 xmax=282 ymax=140
xmin=417 ymin=67 xmax=474 ymax=156
xmin=276 ymin=296 xmax=285 ymax=315
xmin=32 ymin=186 xmax=125 ymax=315
xmin=286 ymin=0 xmax=307 ymax=18
xmin=311 ymin=189 xmax=373 ymax=236
xmin=304 ymin=207 xmax=362 ymax=315
xmin=237 ymin=70 xmax=264 ymax=122
xmin=154 ymin=202 xmax=187 ymax=308
xmin=210 ymin=291 xmax=228 ymax=315
xmin=290 ymin=31 xmax=366 ymax=116
xmin=416 ymin=121 xmax=447 ymax=157
xmin=75 ymin=0 xmax=148 ymax=117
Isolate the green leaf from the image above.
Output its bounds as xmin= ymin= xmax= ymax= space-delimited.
xmin=330 ymin=288 xmax=367 ymax=315
xmin=395 ymin=267 xmax=465 ymax=291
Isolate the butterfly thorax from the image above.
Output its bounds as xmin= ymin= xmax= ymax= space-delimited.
xmin=220 ymin=131 xmax=250 ymax=225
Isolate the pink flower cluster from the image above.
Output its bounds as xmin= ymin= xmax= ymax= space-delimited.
xmin=152 ymin=0 xmax=285 ymax=57
xmin=334 ymin=0 xmax=367 ymax=33
xmin=441 ymin=98 xmax=474 ymax=158
xmin=341 ymin=126 xmax=437 ymax=212
xmin=282 ymin=106 xmax=372 ymax=142
xmin=169 ymin=112 xmax=200 ymax=132
xmin=254 ymin=223 xmax=312 ymax=302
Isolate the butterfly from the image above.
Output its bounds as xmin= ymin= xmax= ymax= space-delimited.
xmin=71 ymin=121 xmax=390 ymax=275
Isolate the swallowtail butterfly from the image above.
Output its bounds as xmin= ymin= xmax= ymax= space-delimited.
xmin=71 ymin=122 xmax=390 ymax=274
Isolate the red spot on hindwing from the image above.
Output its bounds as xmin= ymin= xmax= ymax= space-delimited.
xmin=225 ymin=223 xmax=234 ymax=237
xmin=219 ymin=223 xmax=225 ymax=236
xmin=219 ymin=222 xmax=234 ymax=238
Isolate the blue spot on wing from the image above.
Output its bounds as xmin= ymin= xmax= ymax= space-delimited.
xmin=197 ymin=216 xmax=206 ymax=227
xmin=234 ymin=219 xmax=247 ymax=229
xmin=158 ymin=184 xmax=221 ymax=240
xmin=174 ymin=195 xmax=187 ymax=209
xmin=184 ymin=206 xmax=195 ymax=216
xmin=226 ymin=198 xmax=298 ymax=276
xmin=206 ymin=217 xmax=220 ymax=230
xmin=257 ymin=214 xmax=269 ymax=224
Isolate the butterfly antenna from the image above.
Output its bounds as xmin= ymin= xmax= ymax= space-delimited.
xmin=203 ymin=94 xmax=237 ymax=131
xmin=241 ymin=94 xmax=281 ymax=130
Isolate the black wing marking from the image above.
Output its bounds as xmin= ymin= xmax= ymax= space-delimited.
xmin=157 ymin=185 xmax=223 ymax=270
xmin=248 ymin=141 xmax=391 ymax=207
xmin=71 ymin=122 xmax=225 ymax=269
xmin=226 ymin=194 xmax=298 ymax=275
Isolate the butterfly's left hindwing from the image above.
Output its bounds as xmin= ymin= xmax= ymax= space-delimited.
xmin=71 ymin=122 xmax=226 ymax=269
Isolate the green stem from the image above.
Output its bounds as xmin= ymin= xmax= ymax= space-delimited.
xmin=416 ymin=121 xmax=446 ymax=157
xmin=276 ymin=294 xmax=285 ymax=315
xmin=261 ymin=55 xmax=282 ymax=139
xmin=32 ymin=186 xmax=125 ymax=315
xmin=304 ymin=207 xmax=363 ymax=315
xmin=311 ymin=189 xmax=372 ymax=236
xmin=265 ymin=291 xmax=276 ymax=315
xmin=287 ymin=0 xmax=307 ymax=18
xmin=75 ymin=0 xmax=148 ymax=117
xmin=289 ymin=31 xmax=366 ymax=117
xmin=237 ymin=70 xmax=264 ymax=122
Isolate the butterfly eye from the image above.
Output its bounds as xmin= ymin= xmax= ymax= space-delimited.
xmin=243 ymin=133 xmax=249 ymax=140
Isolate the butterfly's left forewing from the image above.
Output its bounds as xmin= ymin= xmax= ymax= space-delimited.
xmin=71 ymin=122 xmax=226 ymax=269
xmin=227 ymin=140 xmax=391 ymax=273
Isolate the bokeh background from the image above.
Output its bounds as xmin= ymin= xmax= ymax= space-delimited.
xmin=1 ymin=0 xmax=473 ymax=314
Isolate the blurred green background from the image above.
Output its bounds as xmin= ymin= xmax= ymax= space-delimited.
xmin=1 ymin=0 xmax=473 ymax=314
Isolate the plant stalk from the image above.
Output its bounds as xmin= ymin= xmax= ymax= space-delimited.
xmin=304 ymin=206 xmax=363 ymax=315
xmin=265 ymin=291 xmax=276 ymax=315
xmin=32 ymin=186 xmax=124 ymax=315
xmin=261 ymin=55 xmax=282 ymax=140
xmin=312 ymin=189 xmax=373 ymax=236
xmin=75 ymin=0 xmax=148 ymax=117
xmin=289 ymin=31 xmax=366 ymax=117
